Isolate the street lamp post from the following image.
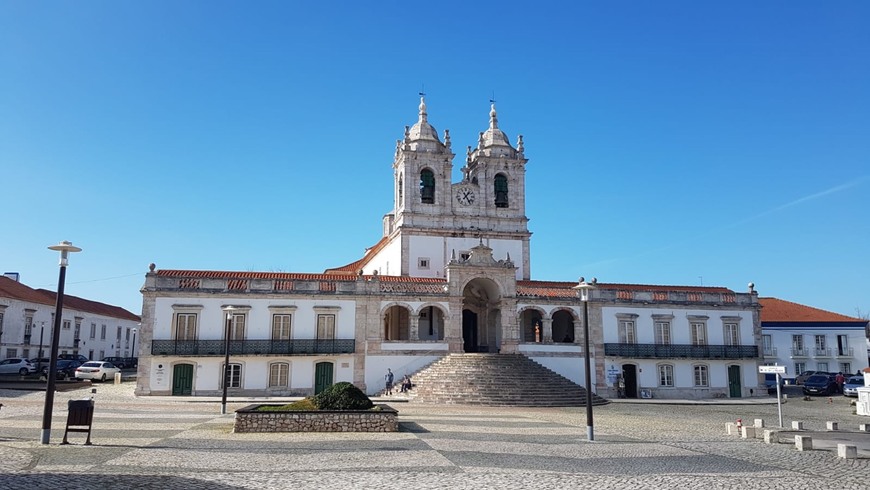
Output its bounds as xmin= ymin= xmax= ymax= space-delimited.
xmin=41 ymin=240 xmax=82 ymax=444
xmin=573 ymin=277 xmax=598 ymax=442
xmin=38 ymin=322 xmax=45 ymax=371
xmin=220 ymin=306 xmax=236 ymax=415
xmin=130 ymin=327 xmax=137 ymax=357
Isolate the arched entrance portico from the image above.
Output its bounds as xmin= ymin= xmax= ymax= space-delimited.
xmin=461 ymin=277 xmax=505 ymax=353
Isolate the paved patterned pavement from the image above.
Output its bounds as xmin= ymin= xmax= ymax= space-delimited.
xmin=1 ymin=383 xmax=868 ymax=489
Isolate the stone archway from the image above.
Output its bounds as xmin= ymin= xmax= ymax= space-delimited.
xmin=383 ymin=304 xmax=412 ymax=340
xmin=519 ymin=307 xmax=545 ymax=343
xmin=461 ymin=278 xmax=503 ymax=353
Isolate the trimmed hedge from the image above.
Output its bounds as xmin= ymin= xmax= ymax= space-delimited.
xmin=313 ymin=382 xmax=374 ymax=410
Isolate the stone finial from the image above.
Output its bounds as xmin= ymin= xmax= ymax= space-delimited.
xmin=444 ymin=129 xmax=451 ymax=149
xmin=489 ymin=102 xmax=498 ymax=129
xmin=418 ymin=95 xmax=427 ymax=123
xmin=517 ymin=134 xmax=524 ymax=153
xmin=478 ymin=132 xmax=484 ymax=149
xmin=404 ymin=125 xmax=410 ymax=143
xmin=149 ymin=263 xmax=156 ymax=272
xmin=748 ymin=282 xmax=755 ymax=293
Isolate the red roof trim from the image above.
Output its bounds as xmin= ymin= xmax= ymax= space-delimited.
xmin=759 ymin=297 xmax=864 ymax=323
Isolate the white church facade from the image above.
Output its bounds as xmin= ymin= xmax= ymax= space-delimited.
xmin=135 ymin=98 xmax=762 ymax=400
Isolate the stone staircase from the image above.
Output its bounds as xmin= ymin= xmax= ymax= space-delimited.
xmin=393 ymin=353 xmax=610 ymax=407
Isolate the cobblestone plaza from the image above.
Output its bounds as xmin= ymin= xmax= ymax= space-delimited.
xmin=1 ymin=383 xmax=868 ymax=489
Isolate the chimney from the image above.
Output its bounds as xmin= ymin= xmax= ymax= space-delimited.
xmin=3 ymin=272 xmax=20 ymax=282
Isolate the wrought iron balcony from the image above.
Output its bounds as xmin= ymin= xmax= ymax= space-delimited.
xmin=763 ymin=347 xmax=778 ymax=358
xmin=790 ymin=348 xmax=809 ymax=358
xmin=151 ymin=338 xmax=355 ymax=356
xmin=604 ymin=343 xmax=758 ymax=359
xmin=835 ymin=348 xmax=854 ymax=358
xmin=813 ymin=348 xmax=832 ymax=358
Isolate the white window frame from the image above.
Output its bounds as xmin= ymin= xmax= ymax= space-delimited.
xmin=794 ymin=362 xmax=806 ymax=375
xmin=723 ymin=323 xmax=739 ymax=346
xmin=616 ymin=314 xmax=638 ymax=344
xmin=314 ymin=306 xmax=340 ymax=340
xmin=658 ymin=364 xmax=674 ymax=387
xmin=222 ymin=363 xmax=242 ymax=389
xmin=269 ymin=362 xmax=290 ymax=388
xmin=693 ymin=364 xmax=709 ymax=387
xmin=654 ymin=322 xmax=671 ymax=345
xmin=817 ymin=362 xmax=829 ymax=372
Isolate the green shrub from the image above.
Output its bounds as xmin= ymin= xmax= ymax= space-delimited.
xmin=312 ymin=382 xmax=374 ymax=410
xmin=257 ymin=398 xmax=318 ymax=411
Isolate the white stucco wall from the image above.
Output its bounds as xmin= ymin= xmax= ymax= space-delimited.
xmin=365 ymin=354 xmax=443 ymax=395
xmin=762 ymin=325 xmax=868 ymax=377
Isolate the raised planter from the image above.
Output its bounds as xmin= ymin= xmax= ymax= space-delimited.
xmin=234 ymin=404 xmax=399 ymax=433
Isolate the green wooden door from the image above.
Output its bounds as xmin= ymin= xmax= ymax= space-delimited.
xmin=172 ymin=363 xmax=194 ymax=396
xmin=728 ymin=365 xmax=742 ymax=398
xmin=314 ymin=362 xmax=334 ymax=395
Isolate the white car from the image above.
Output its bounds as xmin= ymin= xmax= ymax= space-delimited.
xmin=0 ymin=358 xmax=37 ymax=376
xmin=74 ymin=361 xmax=121 ymax=382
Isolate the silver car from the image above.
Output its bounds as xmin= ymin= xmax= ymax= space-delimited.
xmin=843 ymin=376 xmax=865 ymax=397
xmin=0 ymin=358 xmax=37 ymax=376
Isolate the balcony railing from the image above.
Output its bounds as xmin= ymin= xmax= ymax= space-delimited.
xmin=813 ymin=348 xmax=832 ymax=358
xmin=836 ymin=348 xmax=854 ymax=358
xmin=763 ymin=347 xmax=778 ymax=358
xmin=151 ymin=339 xmax=355 ymax=356
xmin=604 ymin=343 xmax=758 ymax=359
xmin=790 ymin=348 xmax=808 ymax=358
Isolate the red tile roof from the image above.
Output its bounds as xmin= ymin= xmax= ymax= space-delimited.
xmin=760 ymin=297 xmax=865 ymax=323
xmin=324 ymin=236 xmax=391 ymax=275
xmin=0 ymin=276 xmax=140 ymax=322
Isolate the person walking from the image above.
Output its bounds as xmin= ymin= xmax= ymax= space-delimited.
xmin=384 ymin=368 xmax=394 ymax=395
xmin=835 ymin=372 xmax=845 ymax=393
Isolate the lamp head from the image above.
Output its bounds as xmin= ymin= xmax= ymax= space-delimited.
xmin=48 ymin=241 xmax=82 ymax=267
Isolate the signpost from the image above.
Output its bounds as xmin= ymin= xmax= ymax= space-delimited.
xmin=759 ymin=365 xmax=787 ymax=427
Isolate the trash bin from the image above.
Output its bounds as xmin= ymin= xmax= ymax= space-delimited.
xmin=62 ymin=399 xmax=95 ymax=445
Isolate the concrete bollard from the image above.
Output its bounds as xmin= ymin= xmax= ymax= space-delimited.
xmin=763 ymin=430 xmax=776 ymax=444
xmin=859 ymin=424 xmax=870 ymax=432
xmin=725 ymin=422 xmax=735 ymax=435
xmin=114 ymin=372 xmax=122 ymax=384
xmin=754 ymin=418 xmax=765 ymax=428
xmin=837 ymin=444 xmax=857 ymax=459
xmin=826 ymin=421 xmax=839 ymax=431
xmin=741 ymin=426 xmax=756 ymax=439
xmin=791 ymin=421 xmax=804 ymax=430
xmin=795 ymin=435 xmax=813 ymax=451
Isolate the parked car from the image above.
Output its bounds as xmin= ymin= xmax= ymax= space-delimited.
xmin=802 ymin=374 xmax=839 ymax=396
xmin=74 ymin=361 xmax=121 ymax=382
xmin=0 ymin=358 xmax=37 ymax=376
xmin=101 ymin=356 xmax=138 ymax=369
xmin=764 ymin=373 xmax=784 ymax=394
xmin=58 ymin=354 xmax=90 ymax=362
xmin=795 ymin=371 xmax=829 ymax=385
xmin=842 ymin=376 xmax=865 ymax=397
xmin=41 ymin=360 xmax=84 ymax=380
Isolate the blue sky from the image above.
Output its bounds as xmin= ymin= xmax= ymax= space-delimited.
xmin=2 ymin=2 xmax=868 ymax=318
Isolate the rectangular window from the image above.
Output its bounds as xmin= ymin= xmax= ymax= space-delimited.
xmin=269 ymin=363 xmax=290 ymax=388
xmin=6 ymin=348 xmax=17 ymax=358
xmin=418 ymin=257 xmax=430 ymax=269
xmin=272 ymin=314 xmax=292 ymax=340
xmin=317 ymin=314 xmax=336 ymax=340
xmin=62 ymin=320 xmax=71 ymax=330
xmin=693 ymin=365 xmax=709 ymax=387
xmin=223 ymin=363 xmax=242 ymax=388
xmin=22 ymin=348 xmax=30 ymax=358
xmin=229 ymin=314 xmax=246 ymax=340
xmin=794 ymin=362 xmax=806 ymax=375
xmin=837 ymin=335 xmax=850 ymax=356
xmin=618 ymin=321 xmax=636 ymax=344
xmin=817 ymin=362 xmax=828 ymax=372
xmin=99 ymin=350 xmax=105 ymax=360
xmin=100 ymin=324 xmax=107 ymax=340
xmin=116 ymin=326 xmax=122 ymax=339
xmin=762 ymin=335 xmax=773 ymax=355
xmin=658 ymin=364 xmax=674 ymax=387
xmin=841 ymin=362 xmax=851 ymax=374
xmin=690 ymin=323 xmax=707 ymax=346
xmin=90 ymin=323 xmax=97 ymax=339
xmin=176 ymin=313 xmax=197 ymax=340
xmin=814 ymin=335 xmax=827 ymax=355
xmin=723 ymin=323 xmax=739 ymax=346
xmin=654 ymin=322 xmax=671 ymax=345
xmin=24 ymin=315 xmax=33 ymax=342
xmin=74 ymin=321 xmax=81 ymax=339
xmin=792 ymin=334 xmax=804 ymax=352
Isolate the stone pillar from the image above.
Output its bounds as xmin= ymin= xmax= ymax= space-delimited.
xmin=792 ymin=421 xmax=804 ymax=430
xmin=445 ymin=298 xmax=463 ymax=353
xmin=409 ymin=314 xmax=419 ymax=341
xmin=838 ymin=444 xmax=858 ymax=459
xmin=499 ymin=301 xmax=520 ymax=353
xmin=542 ymin=318 xmax=553 ymax=343
xmin=573 ymin=320 xmax=582 ymax=350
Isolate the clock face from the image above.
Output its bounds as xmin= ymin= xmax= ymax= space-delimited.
xmin=456 ymin=187 xmax=476 ymax=206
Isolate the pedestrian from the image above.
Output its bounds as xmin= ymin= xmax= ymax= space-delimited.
xmin=835 ymin=372 xmax=845 ymax=393
xmin=402 ymin=375 xmax=413 ymax=393
xmin=617 ymin=376 xmax=626 ymax=398
xmin=384 ymin=368 xmax=394 ymax=395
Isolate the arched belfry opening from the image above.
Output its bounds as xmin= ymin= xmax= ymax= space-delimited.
xmin=461 ymin=277 xmax=503 ymax=353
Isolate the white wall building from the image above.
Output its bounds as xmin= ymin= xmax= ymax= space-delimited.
xmin=0 ymin=274 xmax=141 ymax=362
xmin=760 ymin=297 xmax=868 ymax=380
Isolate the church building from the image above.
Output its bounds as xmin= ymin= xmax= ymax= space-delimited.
xmin=136 ymin=98 xmax=762 ymax=400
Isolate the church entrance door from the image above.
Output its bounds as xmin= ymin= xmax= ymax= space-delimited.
xmin=462 ymin=309 xmax=478 ymax=353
